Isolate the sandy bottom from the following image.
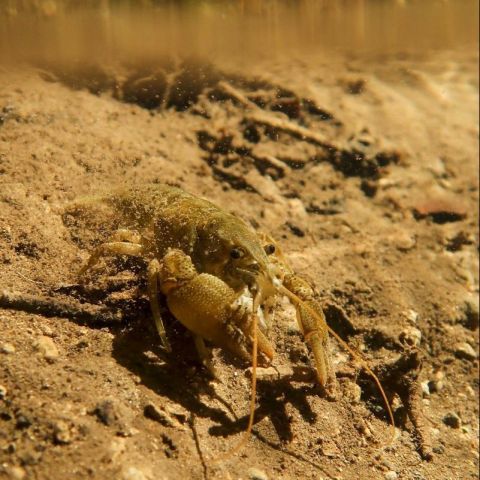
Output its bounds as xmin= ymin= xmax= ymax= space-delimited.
xmin=0 ymin=50 xmax=478 ymax=480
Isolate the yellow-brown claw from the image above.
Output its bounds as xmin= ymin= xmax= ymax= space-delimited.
xmin=158 ymin=249 xmax=274 ymax=365
xmin=281 ymin=274 xmax=336 ymax=392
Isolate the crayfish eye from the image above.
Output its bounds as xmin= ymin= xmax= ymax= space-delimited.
xmin=264 ymin=243 xmax=276 ymax=255
xmin=230 ymin=247 xmax=245 ymax=259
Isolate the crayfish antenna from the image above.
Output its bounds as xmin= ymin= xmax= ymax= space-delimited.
xmin=210 ymin=306 xmax=260 ymax=463
xmin=325 ymin=324 xmax=396 ymax=445
xmin=279 ymin=285 xmax=396 ymax=446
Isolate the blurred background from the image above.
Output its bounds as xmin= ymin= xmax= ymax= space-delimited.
xmin=0 ymin=0 xmax=478 ymax=65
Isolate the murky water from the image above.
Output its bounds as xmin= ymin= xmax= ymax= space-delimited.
xmin=0 ymin=0 xmax=478 ymax=65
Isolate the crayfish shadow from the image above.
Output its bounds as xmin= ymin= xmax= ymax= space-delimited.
xmin=110 ymin=323 xmax=234 ymax=426
xmin=207 ymin=382 xmax=319 ymax=443
xmin=110 ymin=320 xmax=320 ymax=441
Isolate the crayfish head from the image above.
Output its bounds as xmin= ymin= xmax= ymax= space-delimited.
xmin=195 ymin=216 xmax=284 ymax=321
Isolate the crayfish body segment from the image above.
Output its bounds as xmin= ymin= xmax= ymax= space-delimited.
xmin=73 ymin=184 xmax=334 ymax=389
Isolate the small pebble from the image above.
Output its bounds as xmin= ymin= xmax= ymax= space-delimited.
xmin=5 ymin=466 xmax=26 ymax=480
xmin=76 ymin=338 xmax=90 ymax=349
xmin=456 ymin=296 xmax=479 ymax=330
xmin=443 ymin=412 xmax=461 ymax=428
xmin=404 ymin=309 xmax=419 ymax=324
xmin=94 ymin=400 xmax=118 ymax=426
xmin=0 ymin=343 xmax=16 ymax=354
xmin=454 ymin=342 xmax=477 ymax=360
xmin=53 ymin=420 xmax=72 ymax=444
xmin=164 ymin=404 xmax=188 ymax=424
xmin=122 ymin=466 xmax=149 ymax=480
xmin=413 ymin=197 xmax=467 ymax=223
xmin=93 ymin=399 xmax=133 ymax=436
xmin=428 ymin=380 xmax=444 ymax=394
xmin=465 ymin=385 xmax=475 ymax=397
xmin=433 ymin=444 xmax=445 ymax=454
xmin=340 ymin=379 xmax=362 ymax=404
xmin=385 ymin=472 xmax=398 ymax=480
xmin=107 ymin=437 xmax=126 ymax=462
xmin=40 ymin=325 xmax=54 ymax=337
xmin=428 ymin=371 xmax=445 ymax=393
xmin=393 ymin=231 xmax=416 ymax=251
xmin=248 ymin=467 xmax=269 ymax=480
xmin=15 ymin=414 xmax=32 ymax=429
xmin=399 ymin=326 xmax=422 ymax=347
xmin=420 ymin=381 xmax=430 ymax=397
xmin=18 ymin=449 xmax=41 ymax=465
xmin=464 ymin=297 xmax=479 ymax=327
xmin=34 ymin=336 xmax=59 ymax=361
xmin=411 ymin=472 xmax=427 ymax=480
xmin=0 ymin=385 xmax=7 ymax=399
xmin=286 ymin=222 xmax=305 ymax=238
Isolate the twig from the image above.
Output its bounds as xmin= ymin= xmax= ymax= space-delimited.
xmin=0 ymin=289 xmax=123 ymax=324
xmin=217 ymin=80 xmax=256 ymax=109
xmin=216 ymin=80 xmax=337 ymax=150
xmin=245 ymin=365 xmax=316 ymax=383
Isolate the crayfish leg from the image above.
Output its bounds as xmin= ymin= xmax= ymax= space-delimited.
xmin=193 ymin=336 xmax=217 ymax=378
xmin=147 ymin=258 xmax=172 ymax=352
xmin=78 ymin=228 xmax=144 ymax=277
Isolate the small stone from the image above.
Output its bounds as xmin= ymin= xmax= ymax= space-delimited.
xmin=106 ymin=437 xmax=126 ymax=462
xmin=399 ymin=326 xmax=422 ymax=347
xmin=19 ymin=450 xmax=42 ymax=466
xmin=413 ymin=197 xmax=467 ymax=223
xmin=404 ymin=309 xmax=419 ymax=324
xmin=94 ymin=400 xmax=118 ymax=426
xmin=0 ymin=342 xmax=16 ymax=354
xmin=34 ymin=336 xmax=59 ymax=361
xmin=248 ymin=467 xmax=269 ymax=480
xmin=5 ymin=466 xmax=26 ymax=480
xmin=164 ymin=404 xmax=188 ymax=424
xmin=161 ymin=433 xmax=178 ymax=459
xmin=144 ymin=403 xmax=175 ymax=427
xmin=76 ymin=338 xmax=90 ymax=349
xmin=355 ymin=421 xmax=373 ymax=439
xmin=411 ymin=472 xmax=427 ymax=480
xmin=93 ymin=399 xmax=133 ymax=436
xmin=15 ymin=414 xmax=32 ymax=429
xmin=454 ymin=342 xmax=477 ymax=360
xmin=286 ymin=222 xmax=305 ymax=238
xmin=122 ymin=466 xmax=148 ymax=480
xmin=393 ymin=231 xmax=416 ymax=251
xmin=4 ymin=443 xmax=15 ymax=454
xmin=40 ymin=325 xmax=54 ymax=337
xmin=420 ymin=381 xmax=430 ymax=397
xmin=433 ymin=444 xmax=445 ymax=454
xmin=462 ymin=297 xmax=479 ymax=329
xmin=443 ymin=412 xmax=461 ymax=428
xmin=428 ymin=371 xmax=445 ymax=393
xmin=428 ymin=379 xmax=444 ymax=393
xmin=0 ymin=385 xmax=7 ymax=399
xmin=385 ymin=472 xmax=398 ymax=480
xmin=465 ymin=385 xmax=475 ymax=397
xmin=53 ymin=420 xmax=72 ymax=444
xmin=340 ymin=379 xmax=362 ymax=404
